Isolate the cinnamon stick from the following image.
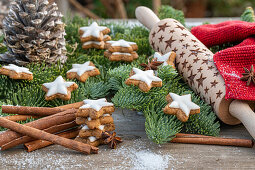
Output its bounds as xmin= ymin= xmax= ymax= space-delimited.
xmin=171 ymin=136 xmax=254 ymax=148
xmin=56 ymin=101 xmax=84 ymax=110
xmin=0 ymin=117 xmax=98 ymax=154
xmin=1 ymin=121 xmax=77 ymax=151
xmin=2 ymin=105 xmax=65 ymax=116
xmin=4 ymin=115 xmax=41 ymax=122
xmin=0 ymin=109 xmax=76 ymax=147
xmin=24 ymin=128 xmax=79 ymax=152
xmin=176 ymin=133 xmax=214 ymax=138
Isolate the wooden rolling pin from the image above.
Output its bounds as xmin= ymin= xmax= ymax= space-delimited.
xmin=136 ymin=6 xmax=255 ymax=140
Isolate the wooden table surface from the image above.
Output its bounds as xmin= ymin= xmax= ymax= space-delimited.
xmin=0 ymin=108 xmax=254 ymax=170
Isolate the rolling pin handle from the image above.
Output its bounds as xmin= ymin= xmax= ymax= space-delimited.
xmin=229 ymin=100 xmax=255 ymax=140
xmin=135 ymin=6 xmax=160 ymax=30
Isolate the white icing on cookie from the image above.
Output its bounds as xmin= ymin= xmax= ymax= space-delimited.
xmin=129 ymin=68 xmax=162 ymax=86
xmin=99 ymin=125 xmax=105 ymax=130
xmin=80 ymin=98 xmax=114 ymax=111
xmin=106 ymin=39 xmax=136 ymax=47
xmin=88 ymin=136 xmax=97 ymax=142
xmin=83 ymin=41 xmax=103 ymax=46
xmin=87 ymin=117 xmax=92 ymax=121
xmin=80 ymin=22 xmax=108 ymax=38
xmin=103 ymin=114 xmax=111 ymax=117
xmin=43 ymin=76 xmax=76 ymax=97
xmin=82 ymin=125 xmax=89 ymax=130
xmin=67 ymin=61 xmax=96 ymax=76
xmin=3 ymin=64 xmax=32 ymax=74
xmin=153 ymin=52 xmax=172 ymax=66
xmin=103 ymin=35 xmax=110 ymax=39
xmin=168 ymin=93 xmax=200 ymax=116
xmin=112 ymin=52 xmax=132 ymax=56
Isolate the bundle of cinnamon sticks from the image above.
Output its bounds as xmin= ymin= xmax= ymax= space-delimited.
xmin=0 ymin=102 xmax=253 ymax=156
xmin=0 ymin=102 xmax=100 ymax=154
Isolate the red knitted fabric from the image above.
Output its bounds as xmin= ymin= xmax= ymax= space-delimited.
xmin=214 ymin=37 xmax=255 ymax=100
xmin=191 ymin=20 xmax=255 ymax=47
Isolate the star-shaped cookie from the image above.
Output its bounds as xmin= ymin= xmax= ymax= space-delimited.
xmin=125 ymin=67 xmax=162 ymax=92
xmin=76 ymin=98 xmax=115 ymax=119
xmin=163 ymin=93 xmax=200 ymax=122
xmin=79 ymin=22 xmax=110 ymax=42
xmin=105 ymin=39 xmax=138 ymax=53
xmin=0 ymin=64 xmax=33 ymax=80
xmin=66 ymin=61 xmax=100 ymax=82
xmin=153 ymin=52 xmax=176 ymax=68
xmin=42 ymin=76 xmax=78 ymax=101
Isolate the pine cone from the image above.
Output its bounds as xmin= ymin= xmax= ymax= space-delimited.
xmin=1 ymin=0 xmax=67 ymax=65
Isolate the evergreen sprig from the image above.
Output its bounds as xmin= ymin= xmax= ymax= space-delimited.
xmin=158 ymin=5 xmax=186 ymax=26
xmin=241 ymin=7 xmax=255 ymax=22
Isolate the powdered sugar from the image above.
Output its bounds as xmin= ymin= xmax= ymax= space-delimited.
xmin=109 ymin=139 xmax=176 ymax=170
xmin=134 ymin=150 xmax=170 ymax=169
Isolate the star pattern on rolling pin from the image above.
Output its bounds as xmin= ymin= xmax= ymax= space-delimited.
xmin=149 ymin=19 xmax=227 ymax=113
xmin=196 ymin=74 xmax=207 ymax=88
xmin=182 ymin=59 xmax=188 ymax=68
xmin=202 ymin=59 xmax=209 ymax=65
xmin=169 ymin=29 xmax=175 ymax=33
xmin=172 ymin=47 xmax=178 ymax=53
xmin=158 ymin=35 xmax=164 ymax=43
xmin=175 ymin=24 xmax=186 ymax=30
xmin=197 ymin=67 xmax=203 ymax=73
xmin=193 ymin=58 xmax=200 ymax=63
xmin=157 ymin=23 xmax=170 ymax=33
xmin=165 ymin=36 xmax=176 ymax=50
xmin=210 ymin=80 xmax=218 ymax=88
xmin=188 ymin=71 xmax=197 ymax=86
xmin=204 ymin=87 xmax=209 ymax=94
xmin=188 ymin=48 xmax=203 ymax=57
xmin=216 ymin=90 xmax=223 ymax=99
xmin=187 ymin=65 xmax=192 ymax=71
xmin=152 ymin=31 xmax=156 ymax=38
xmin=151 ymin=41 xmax=155 ymax=49
xmin=179 ymin=52 xmax=185 ymax=58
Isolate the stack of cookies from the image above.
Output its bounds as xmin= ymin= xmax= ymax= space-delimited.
xmin=75 ymin=98 xmax=116 ymax=147
xmin=104 ymin=39 xmax=139 ymax=62
xmin=79 ymin=22 xmax=111 ymax=49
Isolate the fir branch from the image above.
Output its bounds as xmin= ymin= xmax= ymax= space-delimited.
xmin=144 ymin=99 xmax=183 ymax=144
xmin=9 ymin=85 xmax=47 ymax=107
xmin=241 ymin=7 xmax=255 ymax=22
xmin=158 ymin=5 xmax=186 ymax=26
xmin=107 ymin=65 xmax=132 ymax=91
xmin=183 ymin=94 xmax=220 ymax=136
